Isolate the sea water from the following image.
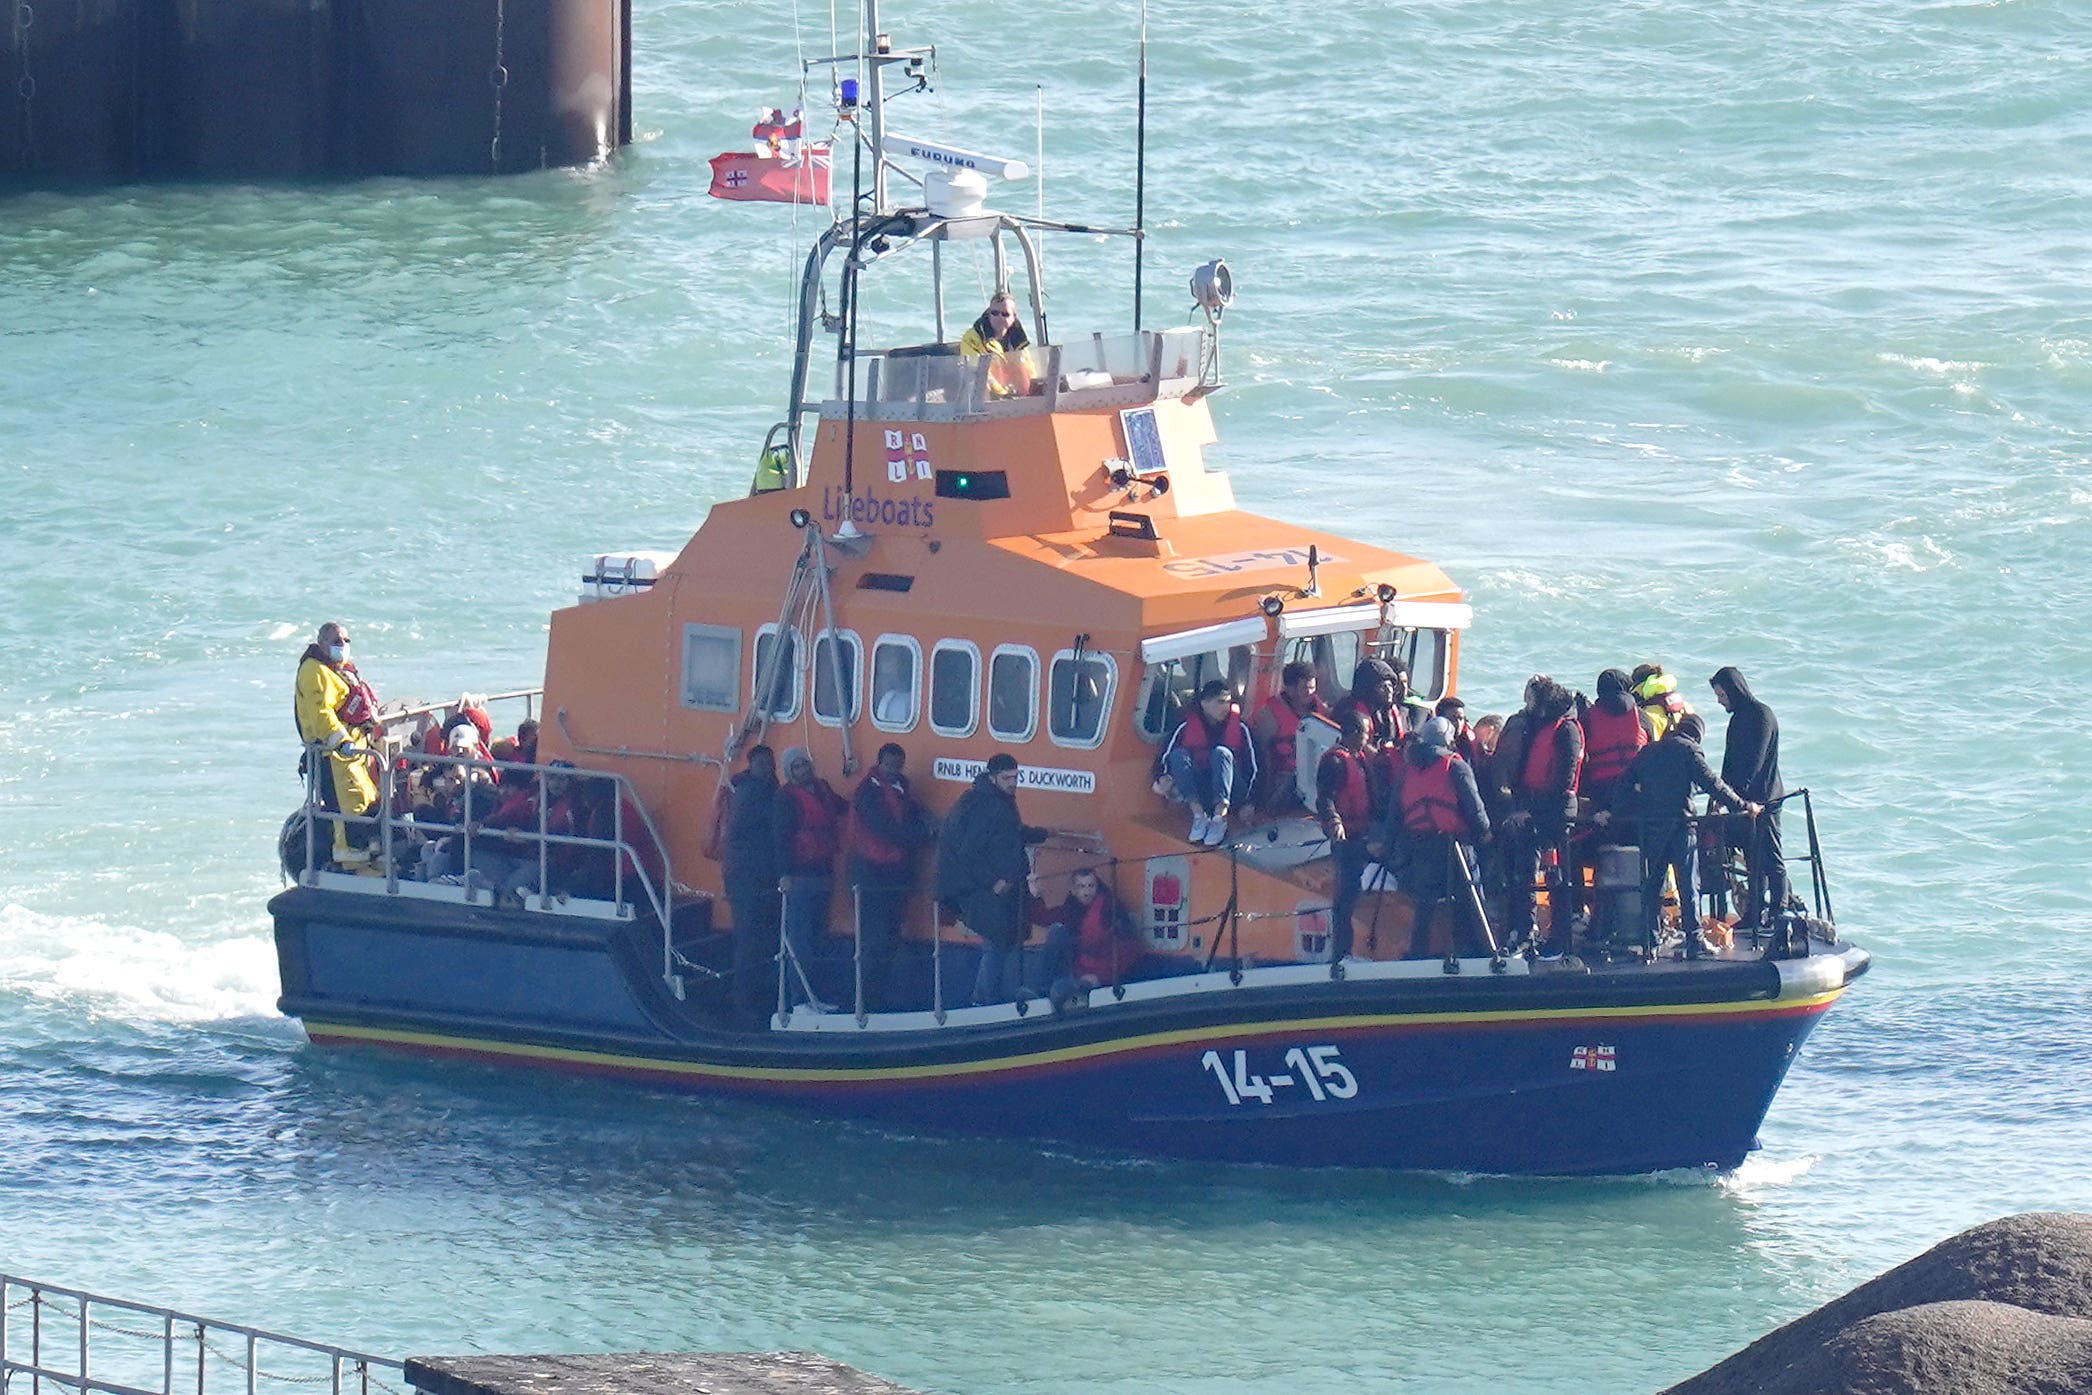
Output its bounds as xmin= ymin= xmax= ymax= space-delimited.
xmin=3 ymin=0 xmax=2090 ymax=1390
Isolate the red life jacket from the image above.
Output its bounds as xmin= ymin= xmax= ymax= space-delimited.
xmin=1178 ymin=705 xmax=1247 ymax=763
xmin=1072 ymin=893 xmax=1124 ymax=982
xmin=1400 ymin=753 xmax=1469 ymax=836
xmin=849 ymin=774 xmax=913 ymax=869
xmin=1322 ymin=746 xmax=1373 ymax=826
xmin=1518 ymin=715 xmax=1581 ymax=797
xmin=1579 ymin=702 xmax=1646 ymax=786
xmin=1254 ymin=694 xmax=1325 ymax=780
xmin=784 ymin=782 xmax=842 ymax=868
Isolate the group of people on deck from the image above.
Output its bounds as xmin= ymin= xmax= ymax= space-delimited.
xmin=1154 ymin=656 xmax=1795 ymax=965
xmin=717 ymin=742 xmax=1144 ymax=1026
xmin=292 ymin=623 xmax=656 ymax=906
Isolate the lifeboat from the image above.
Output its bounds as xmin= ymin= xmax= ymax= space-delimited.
xmin=267 ymin=10 xmax=1869 ymax=1176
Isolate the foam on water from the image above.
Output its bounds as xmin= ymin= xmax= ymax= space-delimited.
xmin=0 ymin=905 xmax=280 ymax=1023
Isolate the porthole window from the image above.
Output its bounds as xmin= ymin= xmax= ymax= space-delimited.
xmin=681 ymin=623 xmax=741 ymax=712
xmin=1047 ymin=650 xmax=1116 ymax=748
xmin=869 ymin=635 xmax=921 ymax=732
xmin=987 ymin=645 xmax=1039 ymax=743
xmin=929 ymin=640 xmax=980 ymax=738
xmin=811 ymin=630 xmax=863 ymax=725
xmin=752 ymin=626 xmax=803 ymax=720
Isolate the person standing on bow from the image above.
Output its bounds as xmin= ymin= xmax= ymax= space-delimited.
xmin=1155 ymin=679 xmax=1258 ymax=847
xmin=848 ymin=742 xmax=935 ymax=1011
xmin=1251 ymin=660 xmax=1329 ymax=813
xmin=294 ymin=622 xmax=383 ymax=864
xmin=959 ymin=291 xmax=1033 ymax=399
xmin=1710 ymin=666 xmax=1792 ymax=950
xmin=772 ymin=747 xmax=848 ymax=1012
xmin=937 ymin=753 xmax=1050 ymax=1006
xmin=1386 ymin=716 xmax=1492 ymax=963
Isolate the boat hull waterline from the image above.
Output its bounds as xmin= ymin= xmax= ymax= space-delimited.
xmin=273 ymin=889 xmax=1865 ymax=1175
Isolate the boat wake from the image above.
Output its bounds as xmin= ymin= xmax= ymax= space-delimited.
xmin=1716 ymin=1152 xmax=1818 ymax=1193
xmin=0 ymin=903 xmax=280 ymax=1024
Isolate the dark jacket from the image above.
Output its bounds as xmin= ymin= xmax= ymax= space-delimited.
xmin=723 ymin=769 xmax=782 ymax=885
xmin=935 ymin=772 xmax=1045 ymax=903
xmin=1712 ymin=666 xmax=1783 ymax=805
xmin=1609 ymin=731 xmax=1746 ymax=839
xmin=849 ymin=768 xmax=934 ymax=883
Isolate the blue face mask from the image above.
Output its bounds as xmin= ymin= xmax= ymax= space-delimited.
xmin=327 ymin=643 xmax=349 ymax=663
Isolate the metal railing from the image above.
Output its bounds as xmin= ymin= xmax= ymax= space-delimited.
xmin=0 ymin=1276 xmax=402 ymax=1395
xmin=292 ymin=741 xmax=686 ymax=997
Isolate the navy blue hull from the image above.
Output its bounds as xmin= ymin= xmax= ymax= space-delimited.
xmin=271 ymin=885 xmax=1856 ymax=1175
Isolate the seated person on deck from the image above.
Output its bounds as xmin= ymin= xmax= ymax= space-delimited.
xmin=958 ymin=292 xmax=1034 ymax=399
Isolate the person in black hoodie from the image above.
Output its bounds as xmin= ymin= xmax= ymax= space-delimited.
xmin=1598 ymin=713 xmax=1754 ymax=957
xmin=723 ymin=745 xmax=784 ymax=1026
xmin=1710 ymin=665 xmax=1791 ymax=948
xmin=936 ymin=753 xmax=1049 ymax=1005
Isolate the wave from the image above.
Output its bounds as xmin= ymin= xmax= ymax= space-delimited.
xmin=0 ymin=902 xmax=280 ymax=1024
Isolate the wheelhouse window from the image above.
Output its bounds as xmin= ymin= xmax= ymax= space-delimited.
xmin=869 ymin=635 xmax=920 ymax=732
xmin=811 ymin=630 xmax=863 ymax=725
xmin=1047 ymin=650 xmax=1116 ymax=748
xmin=1134 ymin=645 xmax=1253 ymax=742
xmin=1387 ymin=627 xmax=1450 ymax=703
xmin=752 ymin=626 xmax=803 ymax=720
xmin=1286 ymin=631 xmax=1364 ymax=705
xmin=988 ymin=645 xmax=1038 ymax=743
xmin=929 ymin=640 xmax=979 ymax=737
xmin=680 ymin=623 xmax=740 ymax=713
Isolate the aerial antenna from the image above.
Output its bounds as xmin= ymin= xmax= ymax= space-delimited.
xmin=1132 ymin=0 xmax=1147 ymax=333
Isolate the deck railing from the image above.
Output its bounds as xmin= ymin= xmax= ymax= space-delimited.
xmin=0 ymin=1275 xmax=403 ymax=1395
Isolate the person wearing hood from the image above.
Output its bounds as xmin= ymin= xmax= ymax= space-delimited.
xmin=1710 ymin=666 xmax=1791 ymax=946
xmin=1631 ymin=663 xmax=1693 ymax=742
xmin=1331 ymin=657 xmax=1408 ymax=749
xmin=724 ymin=745 xmax=786 ymax=1025
xmin=770 ymin=747 xmax=848 ymax=1012
xmin=1386 ymin=717 xmax=1491 ymax=963
xmin=958 ymin=291 xmax=1034 ymax=399
xmin=1498 ymin=675 xmax=1585 ymax=956
xmin=294 ymin=622 xmax=383 ymax=864
xmin=1579 ymin=669 xmax=1647 ymax=812
xmin=1596 ymin=713 xmax=1755 ymax=958
xmin=936 ymin=753 xmax=1049 ymax=1005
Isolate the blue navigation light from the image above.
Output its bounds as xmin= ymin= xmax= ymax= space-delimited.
xmin=839 ymin=78 xmax=861 ymax=108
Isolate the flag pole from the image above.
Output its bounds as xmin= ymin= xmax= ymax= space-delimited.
xmin=1132 ymin=0 xmax=1147 ymax=333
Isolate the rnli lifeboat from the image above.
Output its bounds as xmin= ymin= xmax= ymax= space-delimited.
xmin=267 ymin=11 xmax=1869 ymax=1176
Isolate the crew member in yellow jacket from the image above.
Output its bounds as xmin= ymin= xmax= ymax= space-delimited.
xmin=958 ymin=292 xmax=1034 ymax=399
xmin=294 ymin=621 xmax=382 ymax=861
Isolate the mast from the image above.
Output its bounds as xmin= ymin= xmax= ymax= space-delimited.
xmin=864 ymin=0 xmax=887 ymax=212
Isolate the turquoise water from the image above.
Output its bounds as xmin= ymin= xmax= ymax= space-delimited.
xmin=4 ymin=0 xmax=2091 ymax=1390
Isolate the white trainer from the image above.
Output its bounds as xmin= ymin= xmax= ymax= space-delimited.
xmin=1189 ymin=811 xmax=1211 ymax=843
xmin=1203 ymin=815 xmax=1229 ymax=846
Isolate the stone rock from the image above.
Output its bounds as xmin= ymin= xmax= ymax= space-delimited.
xmin=406 ymin=1351 xmax=924 ymax=1395
xmin=1666 ymin=1212 xmax=2092 ymax=1395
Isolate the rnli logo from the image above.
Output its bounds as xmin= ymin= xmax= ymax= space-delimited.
xmin=1570 ymin=1045 xmax=1617 ymax=1072
xmin=885 ymin=429 xmax=933 ymax=484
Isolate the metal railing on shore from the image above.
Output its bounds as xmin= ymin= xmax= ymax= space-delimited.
xmin=0 ymin=1275 xmax=402 ymax=1395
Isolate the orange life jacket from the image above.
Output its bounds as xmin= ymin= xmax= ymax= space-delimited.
xmin=784 ymin=782 xmax=842 ymax=869
xmin=1322 ymin=746 xmax=1373 ymax=827
xmin=1400 ymin=753 xmax=1469 ymax=836
xmin=848 ymin=773 xmax=913 ymax=869
xmin=1254 ymin=694 xmax=1323 ymax=780
xmin=1579 ymin=702 xmax=1646 ymax=786
xmin=1518 ymin=714 xmax=1581 ymax=797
